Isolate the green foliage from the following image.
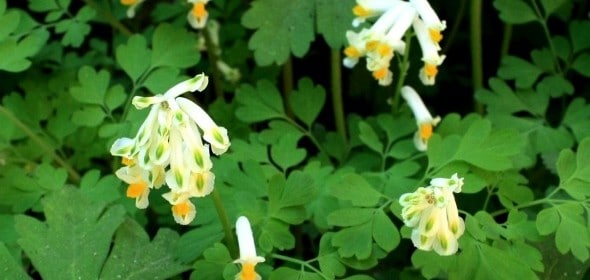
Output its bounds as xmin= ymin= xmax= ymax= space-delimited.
xmin=2 ymin=0 xmax=590 ymax=279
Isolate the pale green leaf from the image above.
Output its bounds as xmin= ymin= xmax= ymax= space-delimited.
xmin=329 ymin=173 xmax=382 ymax=207
xmin=0 ymin=242 xmax=30 ymax=280
xmin=72 ymin=106 xmax=106 ymax=127
xmin=327 ymin=208 xmax=374 ymax=227
xmin=536 ymin=208 xmax=559 ymax=235
xmin=536 ymin=74 xmax=574 ymax=98
xmin=358 ymin=121 xmax=383 ymax=154
xmin=497 ymin=56 xmax=543 ymax=88
xmin=372 ymin=211 xmax=399 ymax=252
xmin=331 ymin=221 xmax=372 ymax=259
xmin=235 ymin=80 xmax=285 ymax=123
xmin=270 ymin=133 xmax=306 ymax=170
xmin=116 ymin=34 xmax=151 ymax=83
xmin=242 ymin=0 xmax=315 ymax=65
xmin=70 ymin=66 xmax=109 ymax=105
xmin=151 ymin=23 xmax=199 ymax=68
xmin=289 ymin=78 xmax=326 ymax=127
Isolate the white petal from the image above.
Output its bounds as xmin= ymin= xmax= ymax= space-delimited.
xmin=176 ymin=97 xmax=231 ymax=155
xmin=110 ymin=137 xmax=135 ymax=157
xmin=163 ymin=74 xmax=209 ymax=99
xmin=401 ymin=86 xmax=435 ymax=124
xmin=235 ymin=216 xmax=266 ymax=264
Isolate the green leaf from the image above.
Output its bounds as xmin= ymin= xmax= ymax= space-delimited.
xmin=455 ymin=119 xmax=524 ymax=171
xmin=493 ymin=0 xmax=538 ymax=24
xmin=327 ymin=208 xmax=374 ymax=227
xmin=569 ymin=20 xmax=590 ymax=53
xmin=426 ymin=134 xmax=460 ymax=170
xmin=317 ymin=233 xmax=346 ymax=279
xmin=70 ymin=66 xmax=110 ymax=105
xmin=289 ymin=78 xmax=326 ymax=127
xmin=34 ymin=162 xmax=67 ymax=191
xmin=476 ymin=78 xmax=533 ymax=115
xmin=572 ymin=53 xmax=590 ymax=77
xmin=15 ymin=187 xmax=126 ymax=279
xmin=235 ymin=80 xmax=285 ymax=123
xmin=372 ymin=211 xmax=399 ymax=252
xmin=0 ymin=242 xmax=30 ymax=280
xmin=540 ymin=0 xmax=567 ymax=17
xmin=191 ymin=243 xmax=233 ymax=280
xmin=552 ymin=36 xmax=571 ymax=61
xmin=358 ymin=121 xmax=383 ymax=154
xmin=536 ymin=208 xmax=559 ymax=235
xmin=259 ymin=218 xmax=295 ymax=252
xmin=116 ymin=34 xmax=151 ymax=83
xmin=270 ymin=133 xmax=306 ymax=171
xmin=100 ymin=219 xmax=189 ymax=279
xmin=28 ymin=0 xmax=59 ymax=12
xmin=268 ymin=172 xmax=315 ymax=224
xmin=269 ymin=267 xmax=324 ymax=280
xmin=316 ymin=0 xmax=354 ymax=48
xmin=242 ymin=0 xmax=315 ymax=65
xmin=151 ymin=23 xmax=199 ymax=68
xmin=331 ymin=221 xmax=372 ymax=259
xmin=72 ymin=106 xmax=107 ymax=127
xmin=329 ymin=173 xmax=382 ymax=207
xmin=411 ymin=250 xmax=455 ymax=279
xmin=497 ymin=56 xmax=543 ymax=88
xmin=0 ymin=10 xmax=20 ymax=41
xmin=536 ymin=74 xmax=574 ymax=98
xmin=54 ymin=18 xmax=91 ymax=47
xmin=0 ymin=29 xmax=49 ymax=72
xmin=142 ymin=67 xmax=181 ymax=93
xmin=450 ymin=237 xmax=539 ymax=279
xmin=175 ymin=224 xmax=224 ymax=263
xmin=553 ymin=203 xmax=590 ymax=261
xmin=562 ymin=98 xmax=590 ymax=142
xmin=79 ymin=170 xmax=121 ymax=204
xmin=104 ymin=85 xmax=127 ymax=112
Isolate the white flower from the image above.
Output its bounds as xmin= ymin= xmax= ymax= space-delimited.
xmin=120 ymin=0 xmax=145 ymax=18
xmin=409 ymin=0 xmax=446 ymax=48
xmin=400 ymin=86 xmax=440 ymax=151
xmin=399 ymin=174 xmax=465 ymax=256
xmin=110 ymin=73 xmax=229 ymax=225
xmin=187 ymin=0 xmax=210 ymax=29
xmin=430 ymin=173 xmax=464 ymax=193
xmin=234 ymin=216 xmax=265 ymax=280
xmin=217 ymin=61 xmax=241 ymax=83
xmin=352 ymin=0 xmax=403 ymax=27
xmin=413 ymin=18 xmax=446 ymax=85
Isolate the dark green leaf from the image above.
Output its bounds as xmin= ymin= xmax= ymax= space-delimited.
xmin=497 ymin=56 xmax=543 ymax=88
xmin=289 ymin=78 xmax=326 ymax=127
xmin=493 ymin=0 xmax=538 ymax=24
xmin=329 ymin=173 xmax=382 ymax=207
xmin=235 ymin=80 xmax=285 ymax=123
xmin=116 ymin=34 xmax=151 ymax=83
xmin=316 ymin=0 xmax=354 ymax=48
xmin=151 ymin=23 xmax=200 ymax=68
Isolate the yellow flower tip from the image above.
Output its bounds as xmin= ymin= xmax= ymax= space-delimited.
xmin=173 ymin=201 xmax=191 ymax=217
xmin=373 ymin=67 xmax=388 ymax=80
xmin=424 ymin=63 xmax=438 ymax=78
xmin=121 ymin=157 xmax=135 ymax=166
xmin=429 ymin=28 xmax=443 ymax=43
xmin=365 ymin=40 xmax=379 ymax=51
xmin=352 ymin=5 xmax=370 ymax=17
xmin=377 ymin=43 xmax=392 ymax=57
xmin=192 ymin=2 xmax=207 ymax=19
xmin=238 ymin=262 xmax=258 ymax=280
xmin=419 ymin=123 xmax=433 ymax=141
xmin=120 ymin=0 xmax=138 ymax=6
xmin=344 ymin=46 xmax=361 ymax=58
xmin=126 ymin=182 xmax=147 ymax=198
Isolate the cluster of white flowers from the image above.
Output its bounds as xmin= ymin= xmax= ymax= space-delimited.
xmin=110 ymin=73 xmax=230 ymax=225
xmin=399 ymin=173 xmax=465 ymax=256
xmin=343 ymin=0 xmax=446 ymax=86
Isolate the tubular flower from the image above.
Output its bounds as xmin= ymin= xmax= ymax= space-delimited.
xmin=344 ymin=0 xmax=446 ymax=86
xmin=234 ymin=216 xmax=265 ymax=280
xmin=399 ymin=173 xmax=465 ymax=256
xmin=120 ymin=0 xmax=145 ymax=18
xmin=110 ymin=73 xmax=230 ymax=225
xmin=187 ymin=0 xmax=210 ymax=29
xmin=400 ymin=86 xmax=440 ymax=151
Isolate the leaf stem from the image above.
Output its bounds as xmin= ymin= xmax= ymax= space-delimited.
xmin=271 ymin=254 xmax=330 ymax=280
xmin=392 ymin=32 xmax=412 ymax=114
xmin=0 ymin=105 xmax=81 ymax=183
xmin=282 ymin=57 xmax=295 ymax=118
xmin=442 ymin=0 xmax=468 ymax=54
xmin=211 ymin=188 xmax=238 ymax=258
xmin=470 ymin=0 xmax=484 ymax=114
xmin=330 ymin=49 xmax=347 ymax=143
xmin=530 ymin=0 xmax=563 ymax=74
xmin=499 ymin=23 xmax=512 ymax=58
xmin=80 ymin=0 xmax=133 ymax=36
xmin=202 ymin=25 xmax=225 ymax=100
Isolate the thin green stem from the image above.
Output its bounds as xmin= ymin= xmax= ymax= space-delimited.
xmin=530 ymin=0 xmax=563 ymax=74
xmin=282 ymin=117 xmax=329 ymax=158
xmin=490 ymin=198 xmax=550 ymax=217
xmin=470 ymin=0 xmax=484 ymax=114
xmin=271 ymin=254 xmax=330 ymax=280
xmin=499 ymin=24 xmax=513 ymax=58
xmin=0 ymin=105 xmax=81 ymax=183
xmin=442 ymin=0 xmax=468 ymax=54
xmin=392 ymin=32 xmax=412 ymax=114
xmin=202 ymin=25 xmax=225 ymax=100
xmin=282 ymin=57 xmax=294 ymax=118
xmin=81 ymin=0 xmax=133 ymax=36
xmin=330 ymin=49 xmax=347 ymax=143
xmin=482 ymin=186 xmax=493 ymax=211
xmin=211 ymin=188 xmax=238 ymax=258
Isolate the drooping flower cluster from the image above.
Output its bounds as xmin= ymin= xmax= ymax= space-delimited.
xmin=110 ymin=73 xmax=230 ymax=225
xmin=399 ymin=173 xmax=465 ymax=256
xmin=234 ymin=216 xmax=265 ymax=280
xmin=343 ymin=0 xmax=446 ymax=86
xmin=401 ymin=85 xmax=440 ymax=151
